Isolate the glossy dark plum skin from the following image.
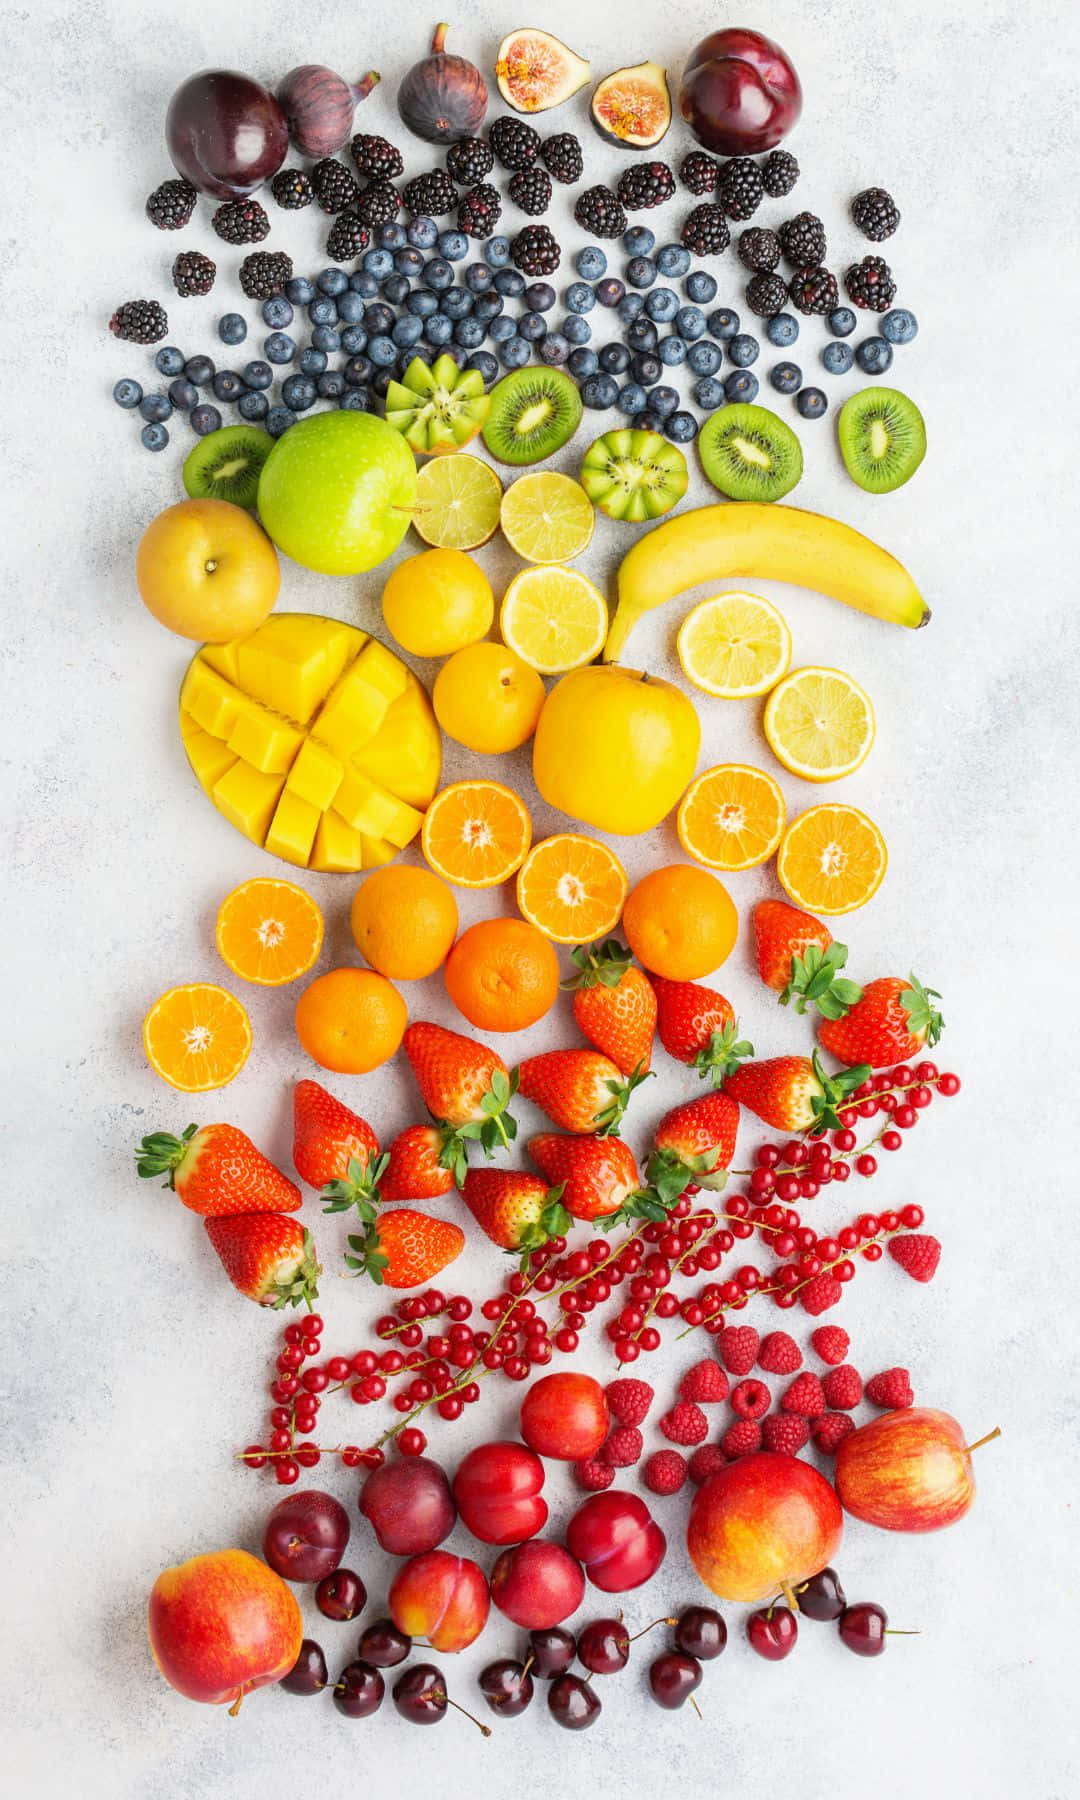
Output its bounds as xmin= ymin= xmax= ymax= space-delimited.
xmin=166 ymin=69 xmax=288 ymax=199
xmin=679 ymin=30 xmax=802 ymax=155
xmin=359 ymin=1456 xmax=456 ymax=1554
xmin=262 ymin=1489 xmax=350 ymax=1583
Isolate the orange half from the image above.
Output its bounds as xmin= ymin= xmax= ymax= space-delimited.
xmin=216 ymin=878 xmax=324 ymax=986
xmin=777 ymin=804 xmax=888 ymax=916
xmin=516 ymin=834 xmax=628 ymax=943
xmin=143 ymin=983 xmax=252 ymax=1091
xmin=677 ymin=764 xmax=786 ymax=872
xmin=421 ymin=780 xmax=533 ymax=888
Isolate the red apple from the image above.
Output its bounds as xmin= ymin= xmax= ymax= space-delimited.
xmin=835 ymin=1408 xmax=1000 ymax=1533
xmin=148 ymin=1549 xmax=302 ymax=1709
xmin=679 ymin=29 xmax=802 ymax=155
xmin=359 ymin=1455 xmax=455 ymax=1554
xmin=687 ymin=1452 xmax=842 ymax=1604
xmin=565 ymin=1491 xmax=666 ymax=1593
xmin=519 ymin=1372 xmax=608 ymax=1461
xmin=489 ymin=1538 xmax=585 ymax=1628
xmin=388 ymin=1550 xmax=490 ymax=1652
xmin=453 ymin=1441 xmax=548 ymax=1546
xmin=262 ymin=1489 xmax=350 ymax=1583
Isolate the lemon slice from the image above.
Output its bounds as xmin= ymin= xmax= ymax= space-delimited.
xmin=412 ymin=454 xmax=502 ymax=551
xmin=501 ymin=471 xmax=596 ymax=564
xmin=500 ymin=566 xmax=608 ymax=674
xmin=677 ymin=591 xmax=792 ymax=699
xmin=763 ymin=666 xmax=876 ymax=782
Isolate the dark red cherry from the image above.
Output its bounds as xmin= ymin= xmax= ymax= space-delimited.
xmin=548 ymin=1672 xmax=601 ymax=1730
xmin=356 ymin=1618 xmax=412 ymax=1666
xmin=576 ymin=1618 xmax=629 ymax=1675
xmin=527 ymin=1626 xmax=577 ymax=1677
xmin=796 ymin=1567 xmax=846 ymax=1622
xmin=648 ymin=1651 xmax=702 ymax=1709
xmin=332 ymin=1659 xmax=384 ymax=1717
xmin=478 ymin=1658 xmax=534 ymax=1716
xmin=280 ymin=1638 xmax=327 ymax=1695
xmin=316 ymin=1567 xmax=367 ymax=1622
xmin=746 ymin=1605 xmax=798 ymax=1661
xmin=838 ymin=1602 xmax=888 ymax=1657
xmin=393 ymin=1663 xmax=491 ymax=1734
xmin=674 ymin=1606 xmax=727 ymax=1660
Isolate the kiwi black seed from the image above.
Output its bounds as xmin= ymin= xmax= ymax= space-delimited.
xmin=837 ymin=386 xmax=926 ymax=494
xmin=698 ymin=402 xmax=803 ymax=502
xmin=482 ymin=367 xmax=583 ymax=466
xmin=580 ymin=427 xmax=689 ymax=522
xmin=183 ymin=424 xmax=274 ymax=510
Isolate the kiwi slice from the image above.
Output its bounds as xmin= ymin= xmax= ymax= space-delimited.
xmin=698 ymin=403 xmax=803 ymax=502
xmin=838 ymin=386 xmax=926 ymax=494
xmin=581 ymin=429 xmax=688 ymax=522
xmin=384 ymin=353 xmax=490 ymax=455
xmin=183 ymin=425 xmax=273 ymax=510
xmin=482 ymin=367 xmax=583 ymax=466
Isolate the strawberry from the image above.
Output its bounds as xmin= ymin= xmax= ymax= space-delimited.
xmin=136 ymin=1123 xmax=300 ymax=1218
xmin=724 ymin=1050 xmax=869 ymax=1133
xmin=527 ymin=1133 xmax=641 ymax=1222
xmin=293 ymin=1080 xmax=385 ymax=1225
xmin=818 ymin=974 xmax=943 ymax=1068
xmin=402 ymin=1021 xmax=518 ymax=1160
xmin=381 ymin=1125 xmax=458 ymax=1202
xmin=516 ymin=1049 xmax=651 ymax=1136
xmin=753 ymin=899 xmax=843 ymax=998
xmin=344 ymin=1206 xmax=465 ymax=1289
xmin=650 ymin=976 xmax=753 ymax=1085
xmin=887 ymin=1233 xmax=941 ymax=1283
xmin=650 ymin=1091 xmax=739 ymax=1193
xmin=460 ymin=1167 xmax=570 ymax=1257
xmin=204 ymin=1214 xmax=320 ymax=1308
xmin=563 ymin=938 xmax=656 ymax=1076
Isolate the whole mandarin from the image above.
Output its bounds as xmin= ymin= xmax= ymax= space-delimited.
xmin=443 ymin=917 xmax=559 ymax=1033
xmin=433 ymin=642 xmax=546 ymax=754
xmin=350 ymin=865 xmax=458 ymax=980
xmin=295 ymin=967 xmax=407 ymax=1073
xmin=622 ymin=863 xmax=738 ymax=980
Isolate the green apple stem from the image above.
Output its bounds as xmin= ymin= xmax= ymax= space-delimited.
xmin=964 ymin=1427 xmax=1002 ymax=1455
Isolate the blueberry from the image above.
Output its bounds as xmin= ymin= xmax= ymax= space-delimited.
xmin=281 ymin=374 xmax=317 ymax=411
xmin=407 ymin=288 xmax=440 ymax=318
xmin=693 ymin=376 xmax=725 ymax=410
xmin=378 ymin=222 xmax=408 ymax=250
xmin=595 ymin=278 xmax=626 ymax=308
xmin=666 ymin=410 xmax=697 ymax=443
xmin=317 ymin=268 xmax=349 ymax=296
xmin=454 ymin=317 xmax=485 ymax=349
xmin=675 ymin=305 xmax=706 ymax=340
xmin=310 ymin=326 xmax=341 ymax=353
xmin=393 ymin=314 xmax=425 ymax=348
xmin=361 ymin=250 xmax=393 ymax=284
xmin=493 ymin=267 xmax=525 ymax=298
xmin=707 ymin=308 xmax=740 ymax=341
xmin=140 ymin=392 xmax=173 ymax=422
xmin=438 ymin=230 xmax=468 ymax=261
xmin=368 ymin=333 xmax=398 ymax=365
xmin=658 ymin=335 xmax=688 ymax=366
xmin=855 ymin=336 xmax=893 ymax=374
xmin=473 ymin=292 xmax=504 ymax=323
xmin=317 ymin=370 xmax=346 ymax=399
xmin=626 ymin=256 xmax=657 ymax=289
xmin=568 ymin=346 xmax=599 ymax=380
xmin=687 ymin=340 xmax=722 ymax=376
xmin=168 ymin=378 xmax=198 ymax=410
xmin=190 ymin=403 xmax=222 ymax=435
xmin=728 ymin=333 xmax=760 ymax=368
xmin=637 ymin=408 xmax=664 ymax=432
xmin=364 ymin=302 xmax=394 ymax=335
xmin=627 ymin=318 xmax=659 ymax=353
xmin=238 ymin=390 xmax=269 ymax=421
xmin=349 ymin=271 xmax=380 ymax=298
xmin=440 ymin=288 xmax=473 ymax=319
xmin=340 ymin=324 xmax=368 ymax=354
xmin=630 ymin=352 xmax=662 ymax=386
xmin=565 ymin=281 xmax=596 ymax=315
xmin=489 ymin=315 xmax=517 ymax=343
xmin=407 ymin=215 xmax=440 ymax=249
xmin=562 ymin=315 xmax=592 ymax=345
xmin=184 ymin=355 xmax=215 ymax=386
xmin=650 ymin=384 xmax=679 ymax=419
xmin=345 ymin=355 xmax=373 ymax=386
xmin=616 ymin=292 xmax=645 ymax=325
xmin=656 ymin=244 xmax=691 ymax=277
xmin=285 ymin=276 xmax=315 ymax=306
xmin=821 ymin=341 xmax=854 ymax=375
xmin=770 ymin=361 xmax=803 ymax=395
xmin=425 ymin=258 xmax=455 ymax=291
xmin=266 ymin=404 xmax=297 ymax=436
xmin=113 ymin=378 xmax=142 ymax=408
xmin=623 ymin=225 xmax=656 ymax=258
xmin=523 ymin=281 xmax=556 ymax=313
xmin=155 ymin=345 xmax=186 ymax=376
xmin=645 ymin=287 xmax=679 ymax=323
xmin=828 ymin=306 xmax=857 ymax=338
xmin=337 ymin=291 xmax=366 ymax=324
xmin=423 ymin=315 xmax=453 ymax=347
xmin=540 ymin=333 xmax=570 ymax=365
xmin=466 ymin=263 xmax=494 ymax=293
xmin=581 ymin=373 xmax=619 ymax=410
xmin=796 ymin=386 xmax=828 ymax=418
xmin=518 ymin=311 xmax=547 ymax=343
xmin=575 ymin=246 xmax=607 ymax=280
xmin=500 ymin=336 xmax=531 ymax=369
xmin=618 ymin=382 xmax=648 ymax=415
xmin=372 ymin=366 xmax=396 ymax=398
xmin=724 ymin=369 xmax=759 ymax=403
xmin=766 ymin=312 xmax=799 ymax=348
xmin=262 ymin=296 xmax=294 ymax=329
xmin=212 ymin=370 xmax=245 ymax=403
xmin=466 ymin=351 xmax=499 ymax=383
xmin=140 ymin=422 xmax=169 ymax=451
xmin=598 ymin=342 xmax=631 ymax=375
xmin=393 ymin=248 xmax=425 ymax=279
xmin=382 ymin=273 xmax=411 ymax=307
xmin=881 ymin=308 xmax=918 ymax=345
xmin=216 ymin=313 xmax=247 ymax=347
xmin=685 ymin=270 xmax=718 ymax=305
xmin=339 ymin=389 xmax=370 ymax=411
xmin=485 ymin=235 xmax=511 ymax=267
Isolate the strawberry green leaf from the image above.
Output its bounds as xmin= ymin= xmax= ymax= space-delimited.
xmin=780 ymin=942 xmax=862 ymax=1020
xmin=693 ymin=1023 xmax=754 ymax=1085
xmin=134 ymin=1123 xmax=199 ymax=1184
xmin=561 ymin=937 xmax=634 ymax=992
xmin=900 ymin=974 xmax=944 ymax=1046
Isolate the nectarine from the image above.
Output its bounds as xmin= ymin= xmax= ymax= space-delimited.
xmin=388 ymin=1550 xmax=490 ymax=1652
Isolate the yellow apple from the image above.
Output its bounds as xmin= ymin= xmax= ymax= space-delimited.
xmin=136 ymin=497 xmax=280 ymax=642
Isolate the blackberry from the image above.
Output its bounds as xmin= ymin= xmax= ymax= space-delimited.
xmin=573 ymin=186 xmax=626 ymax=239
xmin=788 ymin=265 xmax=839 ymax=316
xmin=108 ymin=299 xmax=168 ymax=344
xmin=680 ymin=204 xmax=730 ymax=256
xmin=540 ymin=132 xmax=583 ymax=185
xmin=239 ymin=250 xmax=293 ymax=300
xmin=326 ymin=211 xmax=371 ymax=261
xmin=312 ymin=158 xmax=360 ymax=214
xmin=489 ymin=115 xmax=540 ymax=170
xmin=680 ymin=151 xmax=720 ymax=196
xmin=508 ymin=166 xmax=551 ymax=215
xmin=616 ymin=161 xmax=676 ymax=212
xmin=146 ymin=177 xmax=197 ymax=231
xmin=403 ymin=169 xmax=458 ymax=218
xmin=171 ymin=250 xmax=216 ymax=297
xmin=745 ymin=272 xmax=789 ymax=318
xmin=458 ymin=183 xmax=502 ymax=238
xmin=779 ymin=212 xmax=827 ymax=266
xmin=212 ymin=199 xmax=271 ymax=245
xmin=350 ymin=134 xmax=405 ymax=180
xmin=738 ymin=227 xmax=781 ymax=272
xmin=357 ymin=180 xmax=401 ymax=227
xmin=446 ymin=136 xmax=493 ymax=185
xmin=844 ymin=255 xmax=897 ymax=311
xmin=719 ymin=157 xmax=763 ymax=220
xmin=271 ymin=168 xmax=314 ymax=210
xmin=851 ymin=187 xmax=900 ymax=241
xmin=510 ymin=223 xmax=561 ymax=277
xmin=762 ymin=149 xmax=799 ymax=197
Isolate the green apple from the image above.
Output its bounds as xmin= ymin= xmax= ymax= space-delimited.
xmin=257 ymin=410 xmax=417 ymax=575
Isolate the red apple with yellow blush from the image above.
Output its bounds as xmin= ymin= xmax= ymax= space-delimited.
xmin=835 ymin=1408 xmax=1000 ymax=1533
xmin=687 ymin=1452 xmax=842 ymax=1605
xmin=148 ymin=1549 xmax=302 ymax=1710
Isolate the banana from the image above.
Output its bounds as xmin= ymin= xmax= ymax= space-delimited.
xmin=604 ymin=503 xmax=929 ymax=661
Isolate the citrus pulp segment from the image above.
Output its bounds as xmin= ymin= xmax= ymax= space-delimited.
xmin=677 ymin=765 xmax=787 ymax=871
xmin=515 ymin=835 xmax=629 ymax=943
xmin=677 ymin=592 xmax=792 ymax=699
xmin=777 ymin=804 xmax=888 ymax=915
xmin=421 ymin=781 xmax=533 ymax=888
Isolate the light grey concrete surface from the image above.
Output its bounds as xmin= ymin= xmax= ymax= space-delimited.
xmin=2 ymin=2 xmax=1079 ymax=1795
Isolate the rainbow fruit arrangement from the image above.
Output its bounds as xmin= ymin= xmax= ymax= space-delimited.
xmin=120 ymin=19 xmax=990 ymax=1738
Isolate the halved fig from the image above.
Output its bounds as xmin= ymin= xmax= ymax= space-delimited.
xmin=591 ymin=60 xmax=671 ymax=148
xmin=495 ymin=29 xmax=591 ymax=112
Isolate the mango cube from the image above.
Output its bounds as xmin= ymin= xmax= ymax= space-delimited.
xmin=237 ymin=615 xmax=360 ymax=722
xmin=211 ymin=763 xmax=285 ymax=842
xmin=199 ymin=641 xmax=242 ymax=683
xmin=354 ymin=638 xmax=409 ymax=705
xmin=311 ymin=661 xmax=391 ymax=758
xmin=180 ymin=662 xmax=247 ymax=739
xmin=180 ymin=718 xmax=238 ymax=791
xmin=361 ymin=835 xmax=398 ymax=869
xmin=353 ymin=673 xmax=442 ymax=807
xmin=311 ymin=811 xmax=366 ymax=873
xmin=333 ymin=769 xmax=423 ymax=845
xmin=226 ymin=701 xmax=304 ymax=775
xmin=285 ymin=737 xmax=344 ymax=812
xmin=265 ymin=789 xmax=321 ymax=867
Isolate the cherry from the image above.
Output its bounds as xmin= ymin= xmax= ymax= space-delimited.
xmin=648 ymin=1651 xmax=703 ymax=1709
xmin=746 ymin=1605 xmax=798 ymax=1660
xmin=356 ymin=1618 xmax=412 ymax=1667
xmin=315 ymin=1568 xmax=367 ymax=1623
xmin=548 ymin=1672 xmax=602 ymax=1730
xmin=280 ymin=1638 xmax=328 ymax=1696
xmin=393 ymin=1664 xmax=491 ymax=1734
xmin=674 ymin=1605 xmax=727 ymax=1660
xmin=527 ymin=1626 xmax=577 ymax=1677
xmin=795 ymin=1567 xmax=846 ymax=1622
xmin=332 ymin=1659 xmax=385 ymax=1717
xmin=477 ymin=1658 xmax=534 ymax=1716
xmin=577 ymin=1618 xmax=630 ymax=1674
xmin=838 ymin=1601 xmax=889 ymax=1656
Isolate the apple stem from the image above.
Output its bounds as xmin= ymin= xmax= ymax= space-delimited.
xmin=964 ymin=1426 xmax=1002 ymax=1455
xmin=227 ymin=1686 xmax=247 ymax=1718
xmin=781 ymin=1581 xmax=799 ymax=1613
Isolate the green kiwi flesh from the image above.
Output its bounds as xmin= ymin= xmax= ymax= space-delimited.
xmin=837 ymin=386 xmax=926 ymax=493
xmin=482 ymin=367 xmax=583 ymax=466
xmin=698 ymin=403 xmax=803 ymax=502
xmin=183 ymin=425 xmax=274 ymax=510
xmin=580 ymin=428 xmax=688 ymax=522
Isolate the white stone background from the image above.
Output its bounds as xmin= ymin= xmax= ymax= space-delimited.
xmin=3 ymin=1 xmax=1079 ymax=1794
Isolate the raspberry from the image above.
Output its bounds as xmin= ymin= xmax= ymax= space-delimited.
xmin=781 ymin=1372 xmax=826 ymax=1418
xmin=574 ymin=1457 xmax=615 ymax=1491
xmin=865 ymin=1367 xmax=914 ymax=1409
xmin=720 ymin=1419 xmax=762 ymax=1458
xmin=606 ymin=1378 xmax=653 ymax=1426
xmin=887 ymin=1233 xmax=941 ymax=1283
xmin=729 ymin=1379 xmax=770 ymax=1421
xmin=601 ymin=1426 xmax=643 ymax=1468
xmin=757 ymin=1331 xmax=802 ymax=1375
xmin=822 ymin=1365 xmax=863 ymax=1410
xmin=687 ymin=1444 xmax=728 ymax=1485
xmin=812 ymin=1412 xmax=856 ymax=1455
xmin=678 ymin=1359 xmax=729 ymax=1404
xmin=762 ymin=1413 xmax=810 ymax=1455
xmin=659 ymin=1401 xmax=709 ymax=1446
xmin=717 ymin=1325 xmax=759 ymax=1375
xmin=642 ymin=1449 xmax=688 ymax=1495
xmin=799 ymin=1274 xmax=843 ymax=1316
xmin=810 ymin=1325 xmax=850 ymax=1365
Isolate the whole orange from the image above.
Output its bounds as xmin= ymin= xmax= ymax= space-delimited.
xmin=622 ymin=864 xmax=738 ymax=980
xmin=350 ymin=865 xmax=459 ymax=980
xmin=444 ymin=918 xmax=559 ymax=1033
xmin=295 ymin=967 xmax=407 ymax=1073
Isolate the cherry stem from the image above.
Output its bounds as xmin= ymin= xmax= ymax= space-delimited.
xmin=690 ymin=1695 xmax=703 ymax=1719
xmin=628 ymin=1617 xmax=679 ymax=1642
xmin=885 ymin=1629 xmax=921 ymax=1636
xmin=520 ymin=1654 xmax=535 ymax=1680
xmin=445 ymin=1693 xmax=491 ymax=1737
xmin=964 ymin=1427 xmax=1001 ymax=1455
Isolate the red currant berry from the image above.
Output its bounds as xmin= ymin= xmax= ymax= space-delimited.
xmin=341 ymin=1446 xmax=363 ymax=1468
xmin=937 ymin=1072 xmax=961 ymax=1096
xmin=861 ymin=1242 xmax=883 ymax=1262
xmin=855 ymin=1154 xmax=877 ymax=1178
xmin=900 ymin=1203 xmax=924 ymax=1228
xmin=894 ymin=1105 xmax=918 ymax=1129
xmin=241 ymin=1445 xmax=267 ymax=1468
xmin=351 ymin=1350 xmax=378 ymax=1377
xmin=438 ymin=1396 xmax=464 ymax=1420
xmin=881 ymin=1130 xmax=902 ymax=1151
xmin=296 ymin=1443 xmax=320 ymax=1468
xmin=910 ymin=1085 xmax=933 ymax=1109
xmin=275 ymin=1458 xmax=300 ymax=1485
xmin=554 ymin=1328 xmax=578 ymax=1353
xmin=396 ymin=1428 xmax=426 ymax=1456
xmin=614 ymin=1337 xmax=639 ymax=1362
xmin=756 ymin=1144 xmax=781 ymax=1169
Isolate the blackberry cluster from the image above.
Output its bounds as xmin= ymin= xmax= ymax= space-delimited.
xmin=239 ymin=250 xmax=293 ymax=300
xmin=681 ymin=204 xmax=730 ymax=255
xmin=738 ymin=227 xmax=780 ymax=271
xmin=326 ymin=212 xmax=371 ymax=261
xmin=508 ymin=166 xmax=552 ymax=215
xmin=212 ymin=199 xmax=270 ymax=245
xmin=779 ymin=212 xmax=827 ymax=266
xmin=350 ymin=134 xmax=404 ymax=180
xmin=745 ymin=272 xmax=789 ymax=317
xmin=851 ymin=187 xmax=900 ymax=241
xmin=788 ymin=265 xmax=839 ymax=315
xmin=312 ymin=158 xmax=360 ymax=213
xmin=680 ymin=151 xmax=720 ymax=195
xmin=403 ymin=169 xmax=457 ymax=217
xmin=357 ymin=180 xmax=401 ymax=227
xmin=573 ymin=185 xmax=626 ymax=239
xmin=445 ymin=136 xmax=493 ymax=185
xmin=146 ymin=178 xmax=196 ymax=230
xmin=171 ymin=250 xmax=215 ymax=296
xmin=458 ymin=183 xmax=502 ymax=238
xmin=271 ymin=168 xmax=313 ymax=210
xmin=109 ymin=300 xmax=168 ymax=343
xmin=541 ymin=132 xmax=582 ymax=184
xmin=616 ymin=161 xmax=676 ymax=211
xmin=489 ymin=115 xmax=540 ymax=170
xmin=510 ymin=223 xmax=561 ymax=276
xmin=844 ymin=255 xmax=897 ymax=310
xmin=719 ymin=157 xmax=763 ymax=220
xmin=762 ymin=150 xmax=799 ymax=197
